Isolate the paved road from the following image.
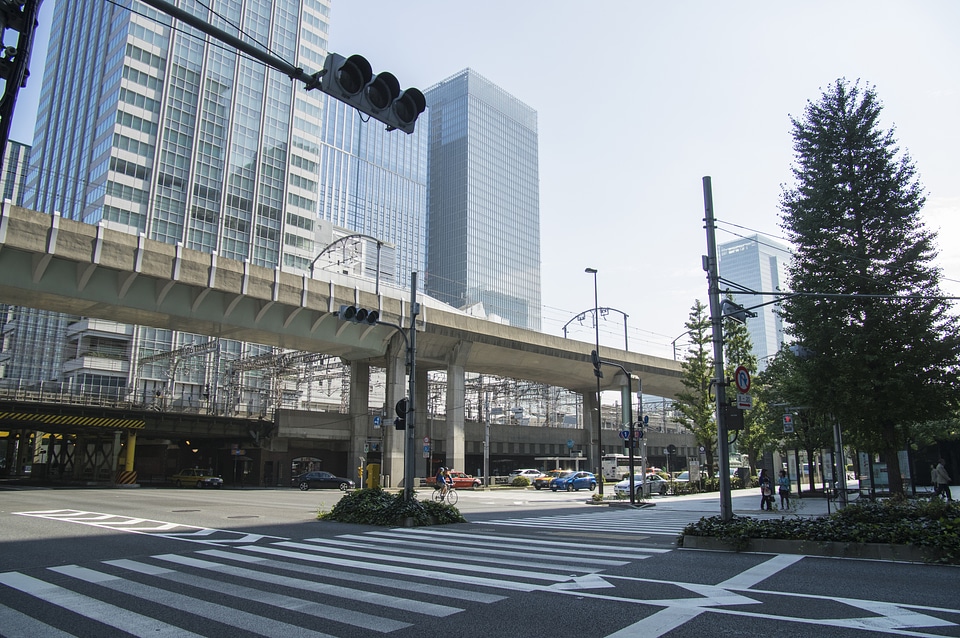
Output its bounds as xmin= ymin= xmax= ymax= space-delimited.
xmin=1 ymin=486 xmax=958 ymax=637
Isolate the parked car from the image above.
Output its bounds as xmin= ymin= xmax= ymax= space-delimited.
xmin=292 ymin=471 xmax=355 ymax=491
xmin=534 ymin=469 xmax=566 ymax=490
xmin=169 ymin=468 xmax=223 ymax=488
xmin=673 ymin=471 xmax=690 ymax=482
xmin=614 ymin=473 xmax=668 ymax=498
xmin=425 ymin=470 xmax=482 ymax=489
xmin=508 ymin=468 xmax=544 ymax=482
xmin=550 ymin=471 xmax=597 ymax=492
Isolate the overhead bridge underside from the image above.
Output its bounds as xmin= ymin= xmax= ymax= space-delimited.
xmin=0 ymin=203 xmax=683 ymax=397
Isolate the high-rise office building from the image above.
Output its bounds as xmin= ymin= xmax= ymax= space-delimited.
xmin=16 ymin=0 xmax=334 ymax=400
xmin=718 ymin=234 xmax=792 ymax=368
xmin=316 ymin=93 xmax=428 ymax=286
xmin=424 ymin=69 xmax=541 ymax=330
xmin=1 ymin=140 xmax=30 ymax=205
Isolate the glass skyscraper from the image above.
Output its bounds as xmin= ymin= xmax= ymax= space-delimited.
xmin=15 ymin=0 xmax=333 ymax=399
xmin=718 ymin=234 xmax=793 ymax=368
xmin=317 ymin=94 xmax=427 ymax=286
xmin=424 ymin=69 xmax=541 ymax=330
xmin=1 ymin=140 xmax=30 ymax=204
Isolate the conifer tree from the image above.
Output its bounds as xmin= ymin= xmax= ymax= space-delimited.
xmin=673 ymin=300 xmax=716 ymax=476
xmin=779 ymin=79 xmax=960 ymax=494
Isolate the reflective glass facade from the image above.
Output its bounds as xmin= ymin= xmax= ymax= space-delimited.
xmin=13 ymin=0 xmax=332 ymax=392
xmin=718 ymin=235 xmax=792 ymax=369
xmin=316 ymin=94 xmax=428 ymax=285
xmin=424 ymin=69 xmax=541 ymax=330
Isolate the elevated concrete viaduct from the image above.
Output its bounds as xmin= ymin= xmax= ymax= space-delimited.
xmin=0 ymin=203 xmax=685 ymax=485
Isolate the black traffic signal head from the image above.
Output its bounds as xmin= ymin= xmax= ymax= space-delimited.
xmin=319 ymin=53 xmax=425 ymax=134
xmin=338 ymin=305 xmax=379 ymax=324
xmin=590 ymin=350 xmax=603 ymax=379
xmin=721 ymin=298 xmax=757 ymax=324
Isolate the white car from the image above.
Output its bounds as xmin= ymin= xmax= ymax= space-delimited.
xmin=508 ymin=468 xmax=543 ymax=481
xmin=614 ymin=474 xmax=668 ymax=497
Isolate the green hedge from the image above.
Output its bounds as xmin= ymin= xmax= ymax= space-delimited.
xmin=680 ymin=498 xmax=960 ymax=563
xmin=318 ymin=488 xmax=466 ymax=526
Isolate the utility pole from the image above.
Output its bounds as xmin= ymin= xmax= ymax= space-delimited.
xmin=703 ymin=176 xmax=734 ymax=521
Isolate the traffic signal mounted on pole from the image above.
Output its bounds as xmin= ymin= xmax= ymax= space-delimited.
xmin=394 ymin=398 xmax=408 ymax=431
xmin=338 ymin=305 xmax=379 ymax=325
xmin=590 ymin=350 xmax=603 ymax=379
xmin=318 ymin=53 xmax=426 ymax=134
xmin=783 ymin=413 xmax=795 ymax=433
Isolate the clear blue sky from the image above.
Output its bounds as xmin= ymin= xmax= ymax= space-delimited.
xmin=12 ymin=1 xmax=960 ymax=359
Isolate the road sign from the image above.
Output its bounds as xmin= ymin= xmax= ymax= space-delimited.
xmin=567 ymin=439 xmax=575 ymax=449
xmin=619 ymin=430 xmax=630 ymax=440
xmin=734 ymin=365 xmax=751 ymax=393
xmin=635 ymin=430 xmax=644 ymax=439
xmin=373 ymin=416 xmax=381 ymax=427
xmin=423 ymin=436 xmax=430 ymax=443
xmin=737 ymin=393 xmax=752 ymax=409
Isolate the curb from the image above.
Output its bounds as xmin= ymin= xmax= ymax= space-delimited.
xmin=680 ymin=535 xmax=945 ymax=563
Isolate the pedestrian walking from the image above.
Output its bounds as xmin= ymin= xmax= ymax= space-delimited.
xmin=931 ymin=463 xmax=940 ymax=498
xmin=934 ymin=458 xmax=952 ymax=501
xmin=778 ymin=469 xmax=791 ymax=510
xmin=759 ymin=469 xmax=773 ymax=510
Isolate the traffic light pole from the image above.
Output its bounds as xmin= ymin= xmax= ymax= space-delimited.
xmin=404 ymin=273 xmax=419 ymax=501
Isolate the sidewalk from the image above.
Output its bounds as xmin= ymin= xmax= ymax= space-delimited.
xmin=650 ymin=484 xmax=958 ymax=518
xmin=650 ymin=486 xmax=833 ymax=519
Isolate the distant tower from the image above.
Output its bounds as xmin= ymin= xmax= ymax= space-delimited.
xmin=1 ymin=140 xmax=30 ymax=205
xmin=424 ymin=69 xmax=541 ymax=330
xmin=718 ymin=234 xmax=792 ymax=369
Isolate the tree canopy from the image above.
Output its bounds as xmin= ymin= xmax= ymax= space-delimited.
xmin=778 ymin=79 xmax=960 ymax=493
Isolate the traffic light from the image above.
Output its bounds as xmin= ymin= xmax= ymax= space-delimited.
xmin=338 ymin=305 xmax=380 ymax=324
xmin=783 ymin=413 xmax=795 ymax=433
xmin=318 ymin=53 xmax=426 ymax=134
xmin=720 ymin=299 xmax=757 ymax=324
xmin=590 ymin=350 xmax=603 ymax=379
xmin=394 ymin=398 xmax=408 ymax=431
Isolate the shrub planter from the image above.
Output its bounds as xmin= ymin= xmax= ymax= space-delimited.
xmin=681 ymin=535 xmax=945 ymax=563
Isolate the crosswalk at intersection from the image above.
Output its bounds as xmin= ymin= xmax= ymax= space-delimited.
xmin=0 ymin=524 xmax=667 ymax=637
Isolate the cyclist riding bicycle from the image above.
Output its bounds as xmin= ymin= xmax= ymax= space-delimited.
xmin=435 ymin=466 xmax=453 ymax=497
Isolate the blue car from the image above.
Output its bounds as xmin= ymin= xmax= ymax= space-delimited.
xmin=550 ymin=471 xmax=597 ymax=492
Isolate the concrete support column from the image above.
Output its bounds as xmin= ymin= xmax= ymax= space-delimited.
xmin=445 ymin=363 xmax=466 ymax=472
xmin=125 ymin=431 xmax=137 ymax=471
xmin=383 ymin=338 xmax=407 ymax=488
xmin=111 ymin=431 xmax=121 ymax=485
xmin=415 ymin=366 xmax=429 ymax=478
xmin=348 ymin=360 xmax=371 ymax=487
xmin=582 ymin=390 xmax=601 ymax=476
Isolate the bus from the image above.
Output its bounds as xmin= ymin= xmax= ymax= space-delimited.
xmin=601 ymin=454 xmax=642 ymax=481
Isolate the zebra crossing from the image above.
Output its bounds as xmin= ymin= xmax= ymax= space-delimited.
xmin=15 ymin=509 xmax=287 ymax=545
xmin=479 ymin=507 xmax=698 ymax=536
xmin=0 ymin=525 xmax=667 ymax=636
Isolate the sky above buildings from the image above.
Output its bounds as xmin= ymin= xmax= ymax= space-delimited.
xmin=11 ymin=0 xmax=960 ymax=360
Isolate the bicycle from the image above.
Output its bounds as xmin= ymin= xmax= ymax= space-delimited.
xmin=432 ymin=484 xmax=458 ymax=505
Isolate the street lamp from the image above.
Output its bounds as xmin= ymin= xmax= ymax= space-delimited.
xmin=585 ymin=267 xmax=603 ymax=496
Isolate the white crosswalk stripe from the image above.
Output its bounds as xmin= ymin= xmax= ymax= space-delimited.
xmin=479 ymin=507 xmax=698 ymax=536
xmin=0 ymin=525 xmax=662 ymax=636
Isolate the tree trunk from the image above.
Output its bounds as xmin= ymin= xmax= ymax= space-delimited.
xmin=882 ymin=424 xmax=905 ymax=496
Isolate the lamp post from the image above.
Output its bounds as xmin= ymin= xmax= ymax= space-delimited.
xmin=585 ymin=267 xmax=603 ymax=496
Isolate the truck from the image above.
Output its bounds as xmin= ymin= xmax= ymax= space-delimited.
xmin=424 ymin=470 xmax=482 ymax=489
